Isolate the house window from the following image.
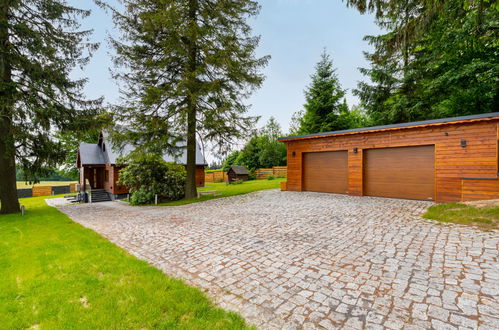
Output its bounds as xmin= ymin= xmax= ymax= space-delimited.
xmin=105 ymin=170 xmax=109 ymax=182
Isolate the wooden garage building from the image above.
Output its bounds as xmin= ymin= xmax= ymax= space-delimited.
xmin=279 ymin=113 xmax=499 ymax=203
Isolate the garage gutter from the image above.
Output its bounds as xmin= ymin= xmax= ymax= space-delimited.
xmin=278 ymin=112 xmax=499 ymax=142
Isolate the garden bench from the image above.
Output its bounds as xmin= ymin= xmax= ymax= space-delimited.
xmin=197 ymin=190 xmax=221 ymax=198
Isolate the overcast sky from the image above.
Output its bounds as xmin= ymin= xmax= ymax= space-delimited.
xmin=72 ymin=0 xmax=380 ymax=157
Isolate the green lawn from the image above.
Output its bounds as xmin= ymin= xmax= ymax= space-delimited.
xmin=0 ymin=196 xmax=250 ymax=329
xmin=157 ymin=178 xmax=285 ymax=206
xmin=16 ymin=181 xmax=77 ymax=189
xmin=423 ymin=203 xmax=499 ymax=230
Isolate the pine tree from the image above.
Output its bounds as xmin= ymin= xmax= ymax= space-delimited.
xmin=354 ymin=34 xmax=407 ymax=124
xmin=0 ymin=1 xmax=101 ymax=214
xmin=103 ymin=0 xmax=269 ymax=199
xmin=298 ymin=50 xmax=346 ymax=134
xmin=349 ymin=0 xmax=498 ymax=124
xmin=349 ymin=0 xmax=423 ymax=124
xmin=403 ymin=0 xmax=498 ymax=118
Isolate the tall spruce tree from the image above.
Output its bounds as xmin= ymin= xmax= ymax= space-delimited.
xmin=348 ymin=0 xmax=498 ymax=124
xmin=298 ymin=50 xmax=347 ymax=134
xmin=0 ymin=1 xmax=101 ymax=214
xmin=103 ymin=0 xmax=269 ymax=199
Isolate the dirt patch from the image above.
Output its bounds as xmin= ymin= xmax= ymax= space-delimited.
xmin=464 ymin=199 xmax=499 ymax=208
xmin=79 ymin=296 xmax=90 ymax=308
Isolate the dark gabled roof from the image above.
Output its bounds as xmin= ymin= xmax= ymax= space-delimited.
xmin=101 ymin=131 xmax=208 ymax=165
xmin=78 ymin=143 xmax=107 ymax=165
xmin=230 ymin=165 xmax=249 ymax=175
xmin=77 ymin=132 xmax=208 ymax=166
xmin=279 ymin=112 xmax=499 ymax=142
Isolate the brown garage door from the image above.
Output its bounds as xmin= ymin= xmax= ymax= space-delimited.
xmin=303 ymin=151 xmax=348 ymax=193
xmin=364 ymin=145 xmax=435 ymax=200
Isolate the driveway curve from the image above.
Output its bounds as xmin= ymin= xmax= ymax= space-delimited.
xmin=57 ymin=190 xmax=499 ymax=329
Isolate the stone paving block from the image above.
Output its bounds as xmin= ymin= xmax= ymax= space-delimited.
xmin=384 ymin=317 xmax=406 ymax=329
xmin=344 ymin=316 xmax=364 ymax=329
xmin=449 ymin=313 xmax=478 ymax=329
xmin=478 ymin=315 xmax=499 ymax=328
xmin=431 ymin=319 xmax=457 ymax=330
xmin=412 ymin=303 xmax=429 ymax=321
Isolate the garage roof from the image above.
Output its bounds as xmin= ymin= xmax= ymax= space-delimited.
xmin=279 ymin=112 xmax=499 ymax=142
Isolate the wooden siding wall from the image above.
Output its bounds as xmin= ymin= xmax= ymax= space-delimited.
xmin=348 ymin=149 xmax=363 ymax=196
xmin=461 ymin=179 xmax=499 ymax=201
xmin=284 ymin=120 xmax=499 ymax=203
xmin=196 ymin=166 xmax=205 ymax=187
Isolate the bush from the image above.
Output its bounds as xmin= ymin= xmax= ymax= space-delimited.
xmin=118 ymin=153 xmax=186 ymax=205
xmin=267 ymin=175 xmax=275 ymax=180
xmin=158 ymin=162 xmax=186 ymax=201
xmin=130 ymin=187 xmax=155 ymax=205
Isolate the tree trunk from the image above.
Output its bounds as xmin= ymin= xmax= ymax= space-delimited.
xmin=185 ymin=102 xmax=197 ymax=199
xmin=0 ymin=1 xmax=20 ymax=214
xmin=476 ymin=0 xmax=483 ymax=34
xmin=402 ymin=0 xmax=409 ymax=76
xmin=0 ymin=121 xmax=19 ymax=215
xmin=184 ymin=0 xmax=199 ymax=199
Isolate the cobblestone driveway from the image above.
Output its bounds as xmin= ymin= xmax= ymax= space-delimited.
xmin=57 ymin=190 xmax=499 ymax=329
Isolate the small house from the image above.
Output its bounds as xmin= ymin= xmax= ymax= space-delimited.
xmin=76 ymin=131 xmax=207 ymax=201
xmin=227 ymin=165 xmax=250 ymax=183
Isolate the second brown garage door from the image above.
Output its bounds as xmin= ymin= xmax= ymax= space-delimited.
xmin=363 ymin=145 xmax=435 ymax=200
xmin=303 ymin=151 xmax=348 ymax=193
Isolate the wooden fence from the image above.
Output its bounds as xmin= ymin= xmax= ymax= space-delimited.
xmin=205 ymin=171 xmax=228 ymax=183
xmin=32 ymin=186 xmax=53 ymax=197
xmin=19 ymin=184 xmax=75 ymax=198
xmin=255 ymin=166 xmax=287 ymax=180
xmin=205 ymin=166 xmax=287 ymax=182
